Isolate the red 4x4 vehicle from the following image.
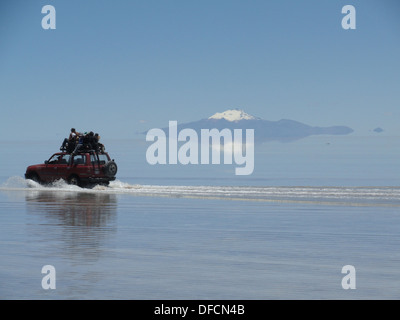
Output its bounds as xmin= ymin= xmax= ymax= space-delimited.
xmin=25 ymin=151 xmax=118 ymax=187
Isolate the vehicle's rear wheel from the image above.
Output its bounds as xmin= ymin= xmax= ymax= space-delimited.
xmin=68 ymin=175 xmax=81 ymax=187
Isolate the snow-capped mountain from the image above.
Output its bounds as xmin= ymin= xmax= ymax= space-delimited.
xmin=208 ymin=109 xmax=261 ymax=122
xmin=145 ymin=108 xmax=353 ymax=142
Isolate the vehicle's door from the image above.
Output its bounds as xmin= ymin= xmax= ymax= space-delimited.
xmin=90 ymin=153 xmax=107 ymax=175
xmin=54 ymin=154 xmax=72 ymax=180
xmin=66 ymin=154 xmax=89 ymax=179
xmin=40 ymin=154 xmax=62 ymax=182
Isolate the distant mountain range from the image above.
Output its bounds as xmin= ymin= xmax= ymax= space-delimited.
xmin=145 ymin=109 xmax=354 ymax=142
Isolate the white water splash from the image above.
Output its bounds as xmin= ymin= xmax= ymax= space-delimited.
xmin=1 ymin=176 xmax=400 ymax=206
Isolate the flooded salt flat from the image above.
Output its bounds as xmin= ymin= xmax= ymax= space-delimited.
xmin=1 ymin=137 xmax=399 ymax=299
xmin=1 ymin=179 xmax=400 ymax=299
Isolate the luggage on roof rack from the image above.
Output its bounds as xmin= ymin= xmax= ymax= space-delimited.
xmin=60 ymin=130 xmax=105 ymax=154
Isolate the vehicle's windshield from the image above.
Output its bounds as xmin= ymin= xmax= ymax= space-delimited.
xmin=48 ymin=154 xmax=62 ymax=164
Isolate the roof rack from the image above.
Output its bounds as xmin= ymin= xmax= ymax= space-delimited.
xmin=59 ymin=148 xmax=105 ymax=155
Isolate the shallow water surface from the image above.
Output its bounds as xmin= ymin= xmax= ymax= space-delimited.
xmin=1 ymin=137 xmax=399 ymax=299
xmin=1 ymin=179 xmax=399 ymax=299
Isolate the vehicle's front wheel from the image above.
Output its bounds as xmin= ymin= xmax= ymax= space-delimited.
xmin=26 ymin=172 xmax=41 ymax=184
xmin=68 ymin=175 xmax=81 ymax=187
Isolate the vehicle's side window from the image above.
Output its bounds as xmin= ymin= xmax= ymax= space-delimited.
xmin=98 ymin=154 xmax=108 ymax=164
xmin=91 ymin=154 xmax=108 ymax=164
xmin=60 ymin=154 xmax=71 ymax=164
xmin=74 ymin=155 xmax=86 ymax=165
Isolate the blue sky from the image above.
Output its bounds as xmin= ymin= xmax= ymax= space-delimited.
xmin=1 ymin=0 xmax=399 ymax=140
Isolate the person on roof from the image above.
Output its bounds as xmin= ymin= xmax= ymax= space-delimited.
xmin=69 ymin=128 xmax=79 ymax=141
xmin=95 ymin=133 xmax=105 ymax=153
xmin=72 ymin=132 xmax=84 ymax=155
xmin=87 ymin=132 xmax=97 ymax=150
xmin=61 ymin=128 xmax=80 ymax=153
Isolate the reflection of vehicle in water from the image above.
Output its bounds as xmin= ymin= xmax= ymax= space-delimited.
xmin=25 ymin=190 xmax=118 ymax=227
xmin=25 ymin=190 xmax=118 ymax=262
xmin=25 ymin=151 xmax=118 ymax=188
